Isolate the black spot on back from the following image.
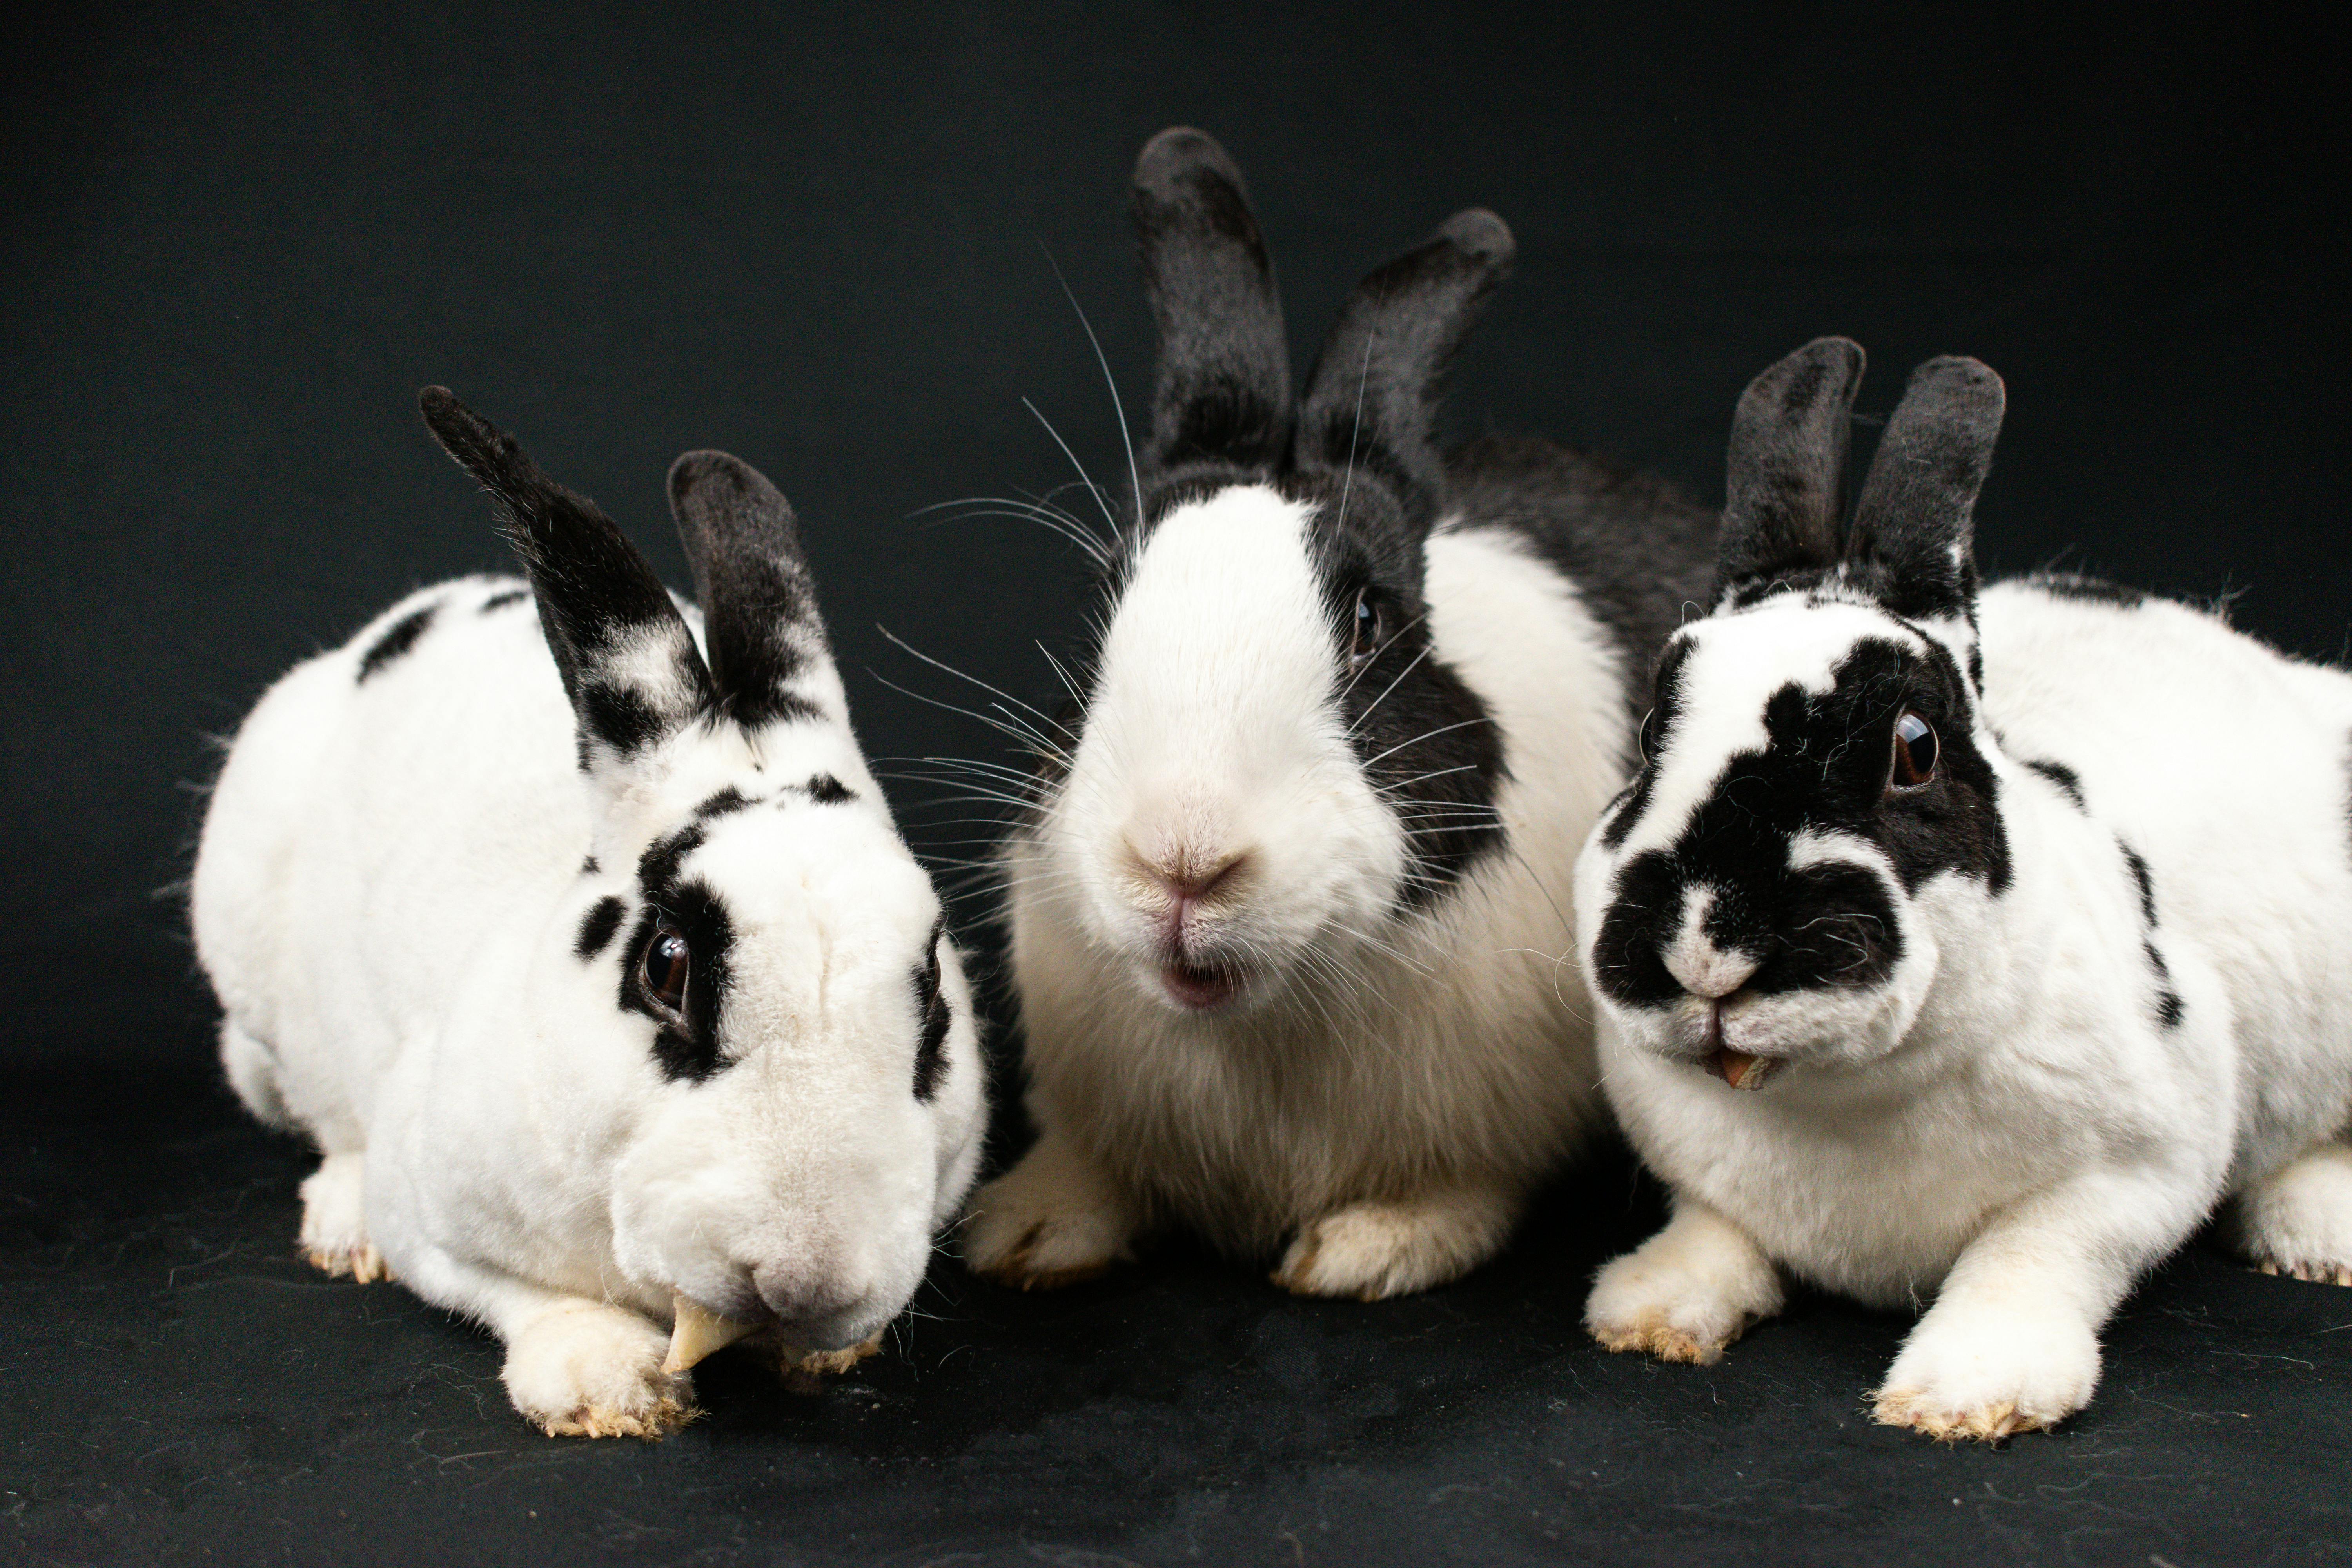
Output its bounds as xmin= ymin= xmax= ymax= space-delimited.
xmin=805 ymin=773 xmax=855 ymax=805
xmin=2026 ymin=572 xmax=2145 ymax=610
xmin=581 ymin=855 xmax=600 ymax=875
xmin=2118 ymin=837 xmax=2184 ymax=1029
xmin=912 ymin=921 xmax=950 ymax=1102
xmin=2024 ymin=759 xmax=2087 ymax=811
xmin=575 ymin=896 xmax=626 ymax=960
xmin=356 ymin=603 xmax=437 ymax=682
xmin=479 ymin=587 xmax=530 ymax=613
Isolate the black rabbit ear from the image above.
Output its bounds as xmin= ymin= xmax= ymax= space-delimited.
xmin=667 ymin=450 xmax=833 ymax=730
xmin=1294 ymin=209 xmax=1514 ymax=530
xmin=1846 ymin=355 xmax=2004 ymax=622
xmin=418 ymin=387 xmax=715 ymax=767
xmin=1131 ymin=127 xmax=1292 ymax=480
xmin=1718 ymin=337 xmax=1866 ymax=599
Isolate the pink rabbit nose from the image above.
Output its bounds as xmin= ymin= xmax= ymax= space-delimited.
xmin=1133 ymin=844 xmax=1251 ymax=905
xmin=750 ymin=1261 xmax=868 ymax=1349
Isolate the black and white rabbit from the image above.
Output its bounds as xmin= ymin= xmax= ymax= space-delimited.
xmin=1577 ymin=337 xmax=2352 ymax=1439
xmin=191 ymin=390 xmax=986 ymax=1437
xmin=962 ymin=129 xmax=1717 ymax=1298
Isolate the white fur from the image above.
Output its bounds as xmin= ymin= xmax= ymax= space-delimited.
xmin=1580 ymin=581 xmax=2352 ymax=1438
xmin=966 ymin=494 xmax=1629 ymax=1297
xmin=193 ymin=574 xmax=985 ymax=1437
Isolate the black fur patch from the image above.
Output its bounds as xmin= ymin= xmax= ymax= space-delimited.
xmin=805 ymin=773 xmax=855 ymax=805
xmin=479 ymin=587 xmax=530 ymax=613
xmin=2027 ymin=572 xmax=2145 ymax=610
xmin=575 ymin=896 xmax=626 ymax=960
xmin=619 ymin=880 xmax=736 ymax=1083
xmin=579 ymin=680 xmax=669 ymax=758
xmin=356 ymin=603 xmax=437 ymax=682
xmin=1601 ymin=640 xmax=1693 ymax=850
xmin=637 ymin=823 xmax=706 ymax=895
xmin=912 ymin=922 xmax=950 ymax=1102
xmin=581 ymin=855 xmax=600 ymax=875
xmin=2024 ymin=759 xmax=2087 ymax=811
xmin=695 ymin=786 xmax=757 ymax=821
xmin=1444 ymin=437 xmax=1719 ymax=754
xmin=1592 ymin=637 xmax=2008 ymax=1009
xmin=2119 ymin=838 xmax=2185 ymax=1028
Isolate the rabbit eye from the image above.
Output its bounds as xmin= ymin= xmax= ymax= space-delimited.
xmin=640 ymin=924 xmax=691 ymax=1019
xmin=1890 ymin=711 xmax=1938 ymax=791
xmin=1348 ymin=588 xmax=1384 ymax=672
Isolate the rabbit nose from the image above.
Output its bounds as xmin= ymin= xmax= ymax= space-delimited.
xmin=1131 ymin=843 xmax=1252 ymax=906
xmin=750 ymin=1260 xmax=867 ymax=1347
xmin=1664 ymin=940 xmax=1759 ymax=1001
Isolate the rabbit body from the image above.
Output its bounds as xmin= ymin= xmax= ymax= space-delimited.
xmin=194 ymin=397 xmax=986 ymax=1437
xmin=966 ymin=129 xmax=1715 ymax=1299
xmin=1579 ymin=340 xmax=2352 ymax=1440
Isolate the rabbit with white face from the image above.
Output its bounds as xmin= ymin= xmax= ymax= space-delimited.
xmin=962 ymin=129 xmax=1717 ymax=1299
xmin=1578 ymin=337 xmax=2352 ymax=1440
xmin=191 ymin=390 xmax=985 ymax=1437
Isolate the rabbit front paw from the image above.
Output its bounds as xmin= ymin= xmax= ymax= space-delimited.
xmin=1272 ymin=1190 xmax=1515 ymax=1301
xmin=298 ymin=1153 xmax=391 ymax=1283
xmin=2239 ymin=1143 xmax=2352 ymax=1286
xmin=962 ymin=1135 xmax=1136 ymax=1290
xmin=1585 ymin=1204 xmax=1783 ymax=1365
xmin=1873 ymin=1307 xmax=2099 ymax=1442
xmin=503 ymin=1300 xmax=695 ymax=1439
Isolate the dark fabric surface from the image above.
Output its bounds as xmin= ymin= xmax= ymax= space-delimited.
xmin=4 ymin=2 xmax=2348 ymax=1563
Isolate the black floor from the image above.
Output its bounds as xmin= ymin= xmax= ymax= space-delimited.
xmin=5 ymin=1060 xmax=2345 ymax=1567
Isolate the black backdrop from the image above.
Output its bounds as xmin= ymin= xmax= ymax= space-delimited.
xmin=4 ymin=4 xmax=2347 ymax=1564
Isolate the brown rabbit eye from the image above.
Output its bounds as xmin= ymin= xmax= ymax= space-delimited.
xmin=1348 ymin=588 xmax=1383 ymax=672
xmin=1890 ymin=711 xmax=1938 ymax=791
xmin=640 ymin=925 xmax=690 ymax=1018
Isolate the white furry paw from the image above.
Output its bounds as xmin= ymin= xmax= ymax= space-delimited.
xmin=2239 ymin=1144 xmax=2352 ymax=1286
xmin=1873 ymin=1308 xmax=2100 ymax=1443
xmin=1272 ymin=1192 xmax=1514 ymax=1302
xmin=961 ymin=1138 xmax=1136 ymax=1290
xmin=503 ymin=1301 xmax=694 ymax=1439
xmin=297 ymin=1153 xmax=391 ymax=1283
xmin=1586 ymin=1207 xmax=1784 ymax=1365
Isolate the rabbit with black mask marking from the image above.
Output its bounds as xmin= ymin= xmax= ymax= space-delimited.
xmin=192 ymin=390 xmax=985 ymax=1437
xmin=1578 ymin=338 xmax=2352 ymax=1440
xmin=961 ymin=129 xmax=1717 ymax=1299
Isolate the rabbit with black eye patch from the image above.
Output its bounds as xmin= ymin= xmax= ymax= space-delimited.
xmin=960 ymin=128 xmax=1718 ymax=1300
xmin=1577 ymin=337 xmax=2352 ymax=1441
xmin=191 ymin=390 xmax=986 ymax=1438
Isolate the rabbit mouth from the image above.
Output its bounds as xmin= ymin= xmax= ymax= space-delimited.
xmin=1160 ymin=955 xmax=1244 ymax=1011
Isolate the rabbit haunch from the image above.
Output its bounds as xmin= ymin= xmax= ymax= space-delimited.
xmin=191 ymin=389 xmax=985 ymax=1439
xmin=964 ymin=127 xmax=1715 ymax=1300
xmin=1577 ymin=337 xmax=2352 ymax=1442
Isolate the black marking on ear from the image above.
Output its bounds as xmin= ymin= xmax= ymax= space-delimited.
xmin=695 ymin=786 xmax=757 ymax=822
xmin=417 ymin=387 xmax=715 ymax=759
xmin=1717 ymin=337 xmax=1864 ymax=600
xmin=1601 ymin=639 xmax=1694 ymax=850
xmin=2118 ymin=838 xmax=2184 ymax=1028
xmin=356 ymin=603 xmax=437 ymax=682
xmin=575 ymin=896 xmax=626 ymax=961
xmin=911 ymin=920 xmax=950 ymax=1103
xmin=1590 ymin=637 xmax=2006 ymax=1009
xmin=2025 ymin=572 xmax=2145 ymax=610
xmin=619 ymin=882 xmax=736 ymax=1083
xmin=638 ymin=823 xmax=707 ymax=895
xmin=805 ymin=773 xmax=855 ymax=804
xmin=1131 ymin=127 xmax=1293 ymax=481
xmin=2024 ymin=759 xmax=2087 ymax=811
xmin=479 ymin=587 xmax=530 ymax=613
xmin=668 ymin=450 xmax=830 ymax=730
xmin=1844 ymin=355 xmax=2002 ymax=626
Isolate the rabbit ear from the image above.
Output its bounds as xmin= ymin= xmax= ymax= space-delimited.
xmin=1846 ymin=355 xmax=2004 ymax=622
xmin=666 ymin=450 xmax=834 ymax=730
xmin=1718 ymin=337 xmax=1866 ymax=598
xmin=1294 ymin=208 xmax=1514 ymax=528
xmin=418 ymin=387 xmax=715 ymax=769
xmin=1131 ymin=127 xmax=1293 ymax=478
